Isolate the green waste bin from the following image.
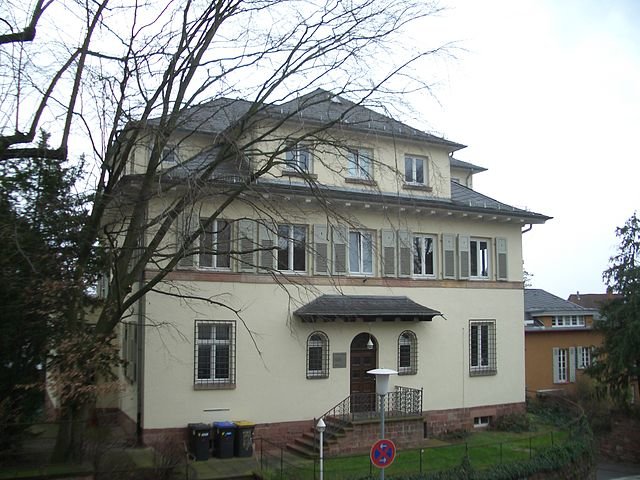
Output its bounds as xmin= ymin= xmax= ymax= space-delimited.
xmin=213 ymin=421 xmax=236 ymax=458
xmin=233 ymin=421 xmax=255 ymax=457
xmin=188 ymin=423 xmax=211 ymax=461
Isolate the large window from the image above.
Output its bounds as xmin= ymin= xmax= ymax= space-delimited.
xmin=347 ymin=148 xmax=373 ymax=180
xmin=553 ymin=348 xmax=569 ymax=383
xmin=413 ymin=235 xmax=436 ymax=277
xmin=578 ymin=346 xmax=592 ymax=369
xmin=195 ymin=321 xmax=235 ymax=387
xmin=404 ymin=155 xmax=427 ymax=185
xmin=398 ymin=331 xmax=418 ymax=375
xmin=199 ymin=219 xmax=231 ymax=269
xmin=349 ymin=231 xmax=373 ymax=274
xmin=307 ymin=332 xmax=329 ymax=379
xmin=277 ymin=225 xmax=306 ymax=272
xmin=285 ymin=144 xmax=311 ymax=172
xmin=552 ymin=315 xmax=585 ymax=327
xmin=470 ymin=238 xmax=489 ymax=278
xmin=469 ymin=320 xmax=496 ymax=376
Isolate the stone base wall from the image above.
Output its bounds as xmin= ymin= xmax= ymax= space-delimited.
xmin=254 ymin=419 xmax=314 ymax=449
xmin=424 ymin=402 xmax=525 ymax=436
xmin=598 ymin=414 xmax=640 ymax=463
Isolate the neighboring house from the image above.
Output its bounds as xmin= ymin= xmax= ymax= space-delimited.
xmin=108 ymin=89 xmax=550 ymax=449
xmin=567 ymin=291 xmax=621 ymax=321
xmin=524 ymin=289 xmax=600 ymax=396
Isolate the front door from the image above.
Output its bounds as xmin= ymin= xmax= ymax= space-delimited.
xmin=350 ymin=333 xmax=377 ymax=413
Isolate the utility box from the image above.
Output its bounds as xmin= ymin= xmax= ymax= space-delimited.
xmin=188 ymin=423 xmax=211 ymax=461
xmin=234 ymin=421 xmax=255 ymax=457
xmin=213 ymin=421 xmax=236 ymax=458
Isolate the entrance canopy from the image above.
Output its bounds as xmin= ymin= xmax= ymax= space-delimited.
xmin=294 ymin=295 xmax=441 ymax=323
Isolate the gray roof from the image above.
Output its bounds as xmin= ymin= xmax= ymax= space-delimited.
xmin=294 ymin=295 xmax=441 ymax=322
xmin=450 ymin=157 xmax=487 ymax=173
xmin=524 ymin=289 xmax=597 ymax=321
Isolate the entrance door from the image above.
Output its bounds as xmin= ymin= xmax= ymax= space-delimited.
xmin=350 ymin=333 xmax=377 ymax=413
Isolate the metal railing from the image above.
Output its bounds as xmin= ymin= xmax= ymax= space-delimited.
xmin=322 ymin=386 xmax=423 ymax=423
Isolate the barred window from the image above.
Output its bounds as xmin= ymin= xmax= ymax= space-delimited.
xmin=398 ymin=331 xmax=418 ymax=375
xmin=307 ymin=332 xmax=329 ymax=379
xmin=469 ymin=320 xmax=496 ymax=376
xmin=195 ymin=321 xmax=235 ymax=388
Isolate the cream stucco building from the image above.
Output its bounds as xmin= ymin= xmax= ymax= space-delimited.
xmin=109 ymin=89 xmax=550 ymax=451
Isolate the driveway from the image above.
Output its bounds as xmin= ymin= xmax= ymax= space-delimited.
xmin=597 ymin=462 xmax=640 ymax=480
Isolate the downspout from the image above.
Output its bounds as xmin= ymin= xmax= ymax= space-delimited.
xmin=135 ymin=204 xmax=147 ymax=446
xmin=521 ymin=224 xmax=533 ymax=234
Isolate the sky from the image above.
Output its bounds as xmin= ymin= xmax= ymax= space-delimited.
xmin=409 ymin=0 xmax=640 ymax=299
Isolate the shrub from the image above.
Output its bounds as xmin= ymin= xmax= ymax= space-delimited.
xmin=491 ymin=413 xmax=532 ymax=433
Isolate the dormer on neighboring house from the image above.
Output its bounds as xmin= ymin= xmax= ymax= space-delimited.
xmin=450 ymin=157 xmax=487 ymax=189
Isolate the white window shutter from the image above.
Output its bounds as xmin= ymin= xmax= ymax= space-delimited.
xmin=577 ymin=346 xmax=584 ymax=369
xmin=258 ymin=223 xmax=277 ymax=271
xmin=496 ymin=237 xmax=508 ymax=281
xmin=313 ymin=224 xmax=329 ymax=275
xmin=569 ymin=347 xmax=577 ymax=382
xmin=458 ymin=235 xmax=470 ymax=279
xmin=332 ymin=225 xmax=348 ymax=275
xmin=442 ymin=234 xmax=456 ymax=279
xmin=381 ymin=229 xmax=397 ymax=277
xmin=398 ymin=230 xmax=412 ymax=277
xmin=552 ymin=348 xmax=560 ymax=383
xmin=237 ymin=219 xmax=257 ymax=272
xmin=177 ymin=211 xmax=198 ymax=267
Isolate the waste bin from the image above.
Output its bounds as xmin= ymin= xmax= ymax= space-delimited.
xmin=188 ymin=423 xmax=211 ymax=461
xmin=233 ymin=421 xmax=255 ymax=457
xmin=213 ymin=421 xmax=236 ymax=458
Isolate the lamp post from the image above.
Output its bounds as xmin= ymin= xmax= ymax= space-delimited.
xmin=316 ymin=417 xmax=326 ymax=480
xmin=367 ymin=368 xmax=397 ymax=480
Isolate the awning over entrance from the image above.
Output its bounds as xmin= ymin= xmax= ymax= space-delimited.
xmin=294 ymin=295 xmax=441 ymax=322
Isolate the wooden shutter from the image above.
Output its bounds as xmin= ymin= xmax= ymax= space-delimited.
xmin=442 ymin=234 xmax=456 ymax=279
xmin=552 ymin=348 xmax=560 ymax=383
xmin=258 ymin=223 xmax=277 ymax=271
xmin=569 ymin=347 xmax=577 ymax=382
xmin=237 ymin=219 xmax=257 ymax=272
xmin=332 ymin=225 xmax=348 ymax=275
xmin=496 ymin=237 xmax=508 ymax=281
xmin=398 ymin=230 xmax=412 ymax=277
xmin=177 ymin=211 xmax=197 ymax=267
xmin=381 ymin=229 xmax=397 ymax=277
xmin=313 ymin=224 xmax=329 ymax=275
xmin=458 ymin=235 xmax=470 ymax=279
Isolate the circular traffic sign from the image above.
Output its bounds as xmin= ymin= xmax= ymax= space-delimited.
xmin=370 ymin=438 xmax=396 ymax=468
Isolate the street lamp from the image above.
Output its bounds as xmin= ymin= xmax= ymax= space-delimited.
xmin=316 ymin=417 xmax=326 ymax=480
xmin=367 ymin=368 xmax=397 ymax=480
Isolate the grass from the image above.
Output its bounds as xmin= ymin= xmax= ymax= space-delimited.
xmin=262 ymin=424 xmax=571 ymax=479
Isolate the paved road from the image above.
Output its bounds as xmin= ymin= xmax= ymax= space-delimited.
xmin=597 ymin=462 xmax=640 ymax=480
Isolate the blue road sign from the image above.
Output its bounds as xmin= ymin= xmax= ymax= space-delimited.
xmin=370 ymin=439 xmax=396 ymax=468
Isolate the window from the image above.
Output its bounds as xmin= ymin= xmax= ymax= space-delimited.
xmin=413 ymin=235 xmax=436 ymax=277
xmin=162 ymin=144 xmax=179 ymax=167
xmin=277 ymin=225 xmax=306 ymax=272
xmin=469 ymin=321 xmax=496 ymax=376
xmin=347 ymin=148 xmax=373 ymax=179
xmin=553 ymin=348 xmax=568 ymax=383
xmin=470 ymin=238 xmax=489 ymax=278
xmin=474 ymin=416 xmax=491 ymax=428
xmin=398 ymin=331 xmax=417 ymax=375
xmin=285 ymin=144 xmax=311 ymax=172
xmin=349 ymin=231 xmax=373 ymax=274
xmin=199 ymin=219 xmax=231 ymax=269
xmin=578 ymin=346 xmax=592 ymax=369
xmin=552 ymin=315 xmax=585 ymax=327
xmin=195 ymin=321 xmax=235 ymax=387
xmin=307 ymin=332 xmax=329 ymax=379
xmin=404 ymin=155 xmax=427 ymax=185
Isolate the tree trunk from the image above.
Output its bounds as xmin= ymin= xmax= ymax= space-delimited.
xmin=51 ymin=402 xmax=90 ymax=462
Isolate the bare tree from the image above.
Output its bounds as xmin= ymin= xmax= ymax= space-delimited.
xmin=2 ymin=0 xmax=448 ymax=460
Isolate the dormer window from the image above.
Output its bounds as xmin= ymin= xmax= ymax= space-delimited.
xmin=285 ymin=144 xmax=311 ymax=173
xmin=347 ymin=147 xmax=373 ymax=180
xmin=162 ymin=144 xmax=179 ymax=167
xmin=405 ymin=155 xmax=427 ymax=185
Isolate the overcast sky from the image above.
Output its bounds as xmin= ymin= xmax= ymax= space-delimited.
xmin=410 ymin=0 xmax=640 ymax=299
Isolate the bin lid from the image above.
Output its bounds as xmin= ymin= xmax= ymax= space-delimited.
xmin=213 ymin=421 xmax=236 ymax=428
xmin=188 ymin=422 xmax=210 ymax=429
xmin=234 ymin=420 xmax=255 ymax=427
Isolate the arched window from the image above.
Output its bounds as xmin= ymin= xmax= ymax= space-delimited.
xmin=398 ymin=331 xmax=417 ymax=375
xmin=307 ymin=332 xmax=329 ymax=379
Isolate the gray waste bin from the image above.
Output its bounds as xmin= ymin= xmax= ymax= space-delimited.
xmin=188 ymin=423 xmax=211 ymax=461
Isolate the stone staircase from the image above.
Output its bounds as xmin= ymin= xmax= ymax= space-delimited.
xmin=286 ymin=416 xmax=353 ymax=458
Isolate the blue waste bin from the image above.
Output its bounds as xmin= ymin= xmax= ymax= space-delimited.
xmin=213 ymin=421 xmax=236 ymax=458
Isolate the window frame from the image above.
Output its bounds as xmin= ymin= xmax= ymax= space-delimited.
xmin=306 ymin=331 xmax=329 ymax=379
xmin=470 ymin=238 xmax=490 ymax=279
xmin=285 ymin=143 xmax=312 ymax=173
xmin=161 ymin=144 xmax=179 ymax=167
xmin=551 ymin=315 xmax=585 ymax=328
xmin=348 ymin=230 xmax=374 ymax=275
xmin=397 ymin=330 xmax=418 ymax=375
xmin=347 ymin=147 xmax=373 ymax=180
xmin=469 ymin=320 xmax=497 ymax=376
xmin=404 ymin=155 xmax=427 ymax=185
xmin=554 ymin=348 xmax=568 ymax=383
xmin=198 ymin=219 xmax=232 ymax=270
xmin=277 ymin=224 xmax=307 ymax=272
xmin=412 ymin=234 xmax=437 ymax=277
xmin=194 ymin=320 xmax=236 ymax=388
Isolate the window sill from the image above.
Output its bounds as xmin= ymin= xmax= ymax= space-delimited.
xmin=194 ymin=383 xmax=236 ymax=390
xmin=469 ymin=369 xmax=497 ymax=377
xmin=345 ymin=177 xmax=377 ymax=186
xmin=398 ymin=370 xmax=417 ymax=376
xmin=402 ymin=183 xmax=432 ymax=192
xmin=306 ymin=375 xmax=329 ymax=380
xmin=282 ymin=170 xmax=318 ymax=180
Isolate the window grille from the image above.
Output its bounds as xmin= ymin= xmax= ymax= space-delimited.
xmin=306 ymin=332 xmax=329 ymax=379
xmin=194 ymin=320 xmax=236 ymax=387
xmin=398 ymin=330 xmax=418 ymax=375
xmin=469 ymin=320 xmax=497 ymax=376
